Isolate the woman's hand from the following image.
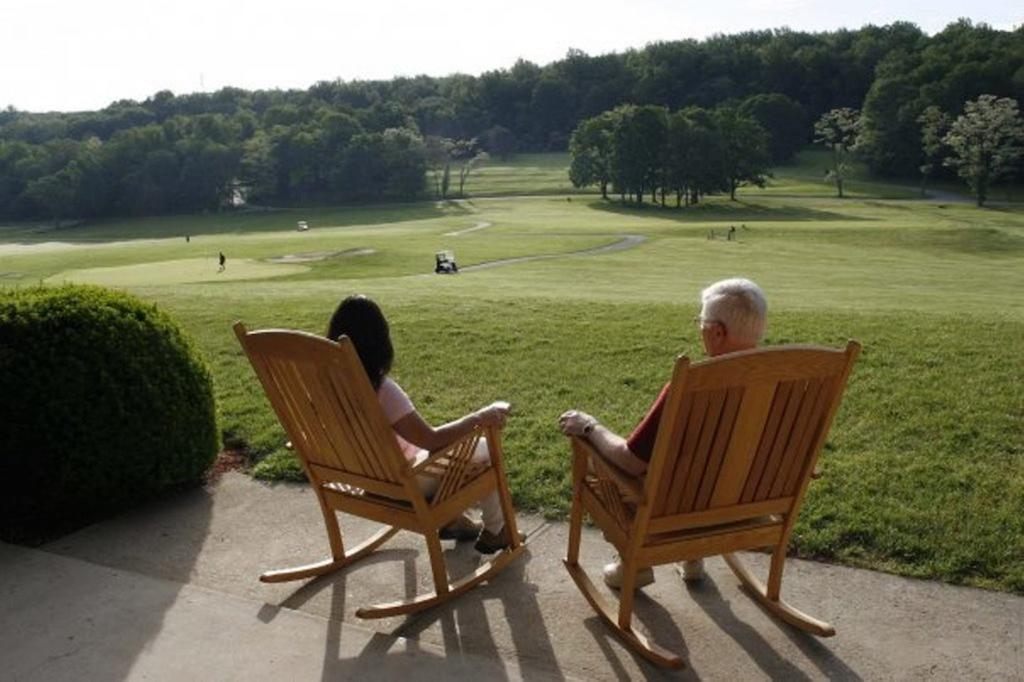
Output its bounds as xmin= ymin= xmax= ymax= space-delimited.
xmin=558 ymin=410 xmax=598 ymax=437
xmin=475 ymin=401 xmax=511 ymax=428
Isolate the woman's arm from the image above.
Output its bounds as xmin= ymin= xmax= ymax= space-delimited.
xmin=558 ymin=410 xmax=648 ymax=477
xmin=394 ymin=402 xmax=509 ymax=452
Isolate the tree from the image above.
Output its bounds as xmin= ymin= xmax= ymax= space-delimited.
xmin=739 ymin=93 xmax=807 ymax=163
xmin=22 ymin=169 xmax=77 ymax=226
xmin=423 ymin=136 xmax=454 ymax=198
xmin=568 ymin=112 xmax=616 ymax=198
xmin=943 ymin=95 xmax=1024 ymax=206
xmin=338 ymin=133 xmax=386 ymax=199
xmin=856 ymin=71 xmax=922 ymax=177
xmin=813 ymin=108 xmax=860 ymax=198
xmin=4 ymin=21 xmax=1024 ymax=220
xmin=445 ymin=138 xmax=480 ymax=196
xmin=530 ymin=76 xmax=574 ymax=149
xmin=481 ymin=125 xmax=516 ymax=160
xmin=379 ymin=128 xmax=427 ymax=198
xmin=713 ymin=107 xmax=772 ymax=200
xmin=608 ymin=104 xmax=666 ymax=204
xmin=458 ymin=150 xmax=488 ymax=195
xmin=916 ymin=105 xmax=950 ymax=196
xmin=681 ymin=108 xmax=726 ymax=204
xmin=664 ymin=111 xmax=695 ymax=206
xmin=176 ymin=138 xmax=241 ymax=210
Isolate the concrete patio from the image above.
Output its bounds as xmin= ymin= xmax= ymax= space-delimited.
xmin=2 ymin=472 xmax=1022 ymax=680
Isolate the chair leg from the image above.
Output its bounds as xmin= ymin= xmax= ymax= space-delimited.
xmin=318 ymin=494 xmax=346 ymax=560
xmin=722 ymin=551 xmax=835 ymax=637
xmin=566 ymin=487 xmax=584 ymax=566
xmin=617 ymin=559 xmax=638 ymax=630
xmin=425 ymin=531 xmax=450 ymax=596
xmin=566 ymin=447 xmax=587 ymax=566
xmin=487 ymin=428 xmax=522 ymax=549
xmin=563 ymin=558 xmax=683 ymax=669
xmin=767 ymin=543 xmax=785 ymax=601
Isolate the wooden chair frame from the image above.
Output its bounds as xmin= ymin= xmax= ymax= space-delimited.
xmin=563 ymin=342 xmax=860 ymax=668
xmin=234 ymin=322 xmax=525 ymax=619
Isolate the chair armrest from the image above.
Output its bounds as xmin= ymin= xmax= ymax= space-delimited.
xmin=569 ymin=436 xmax=644 ymax=504
xmin=411 ymin=426 xmax=492 ymax=476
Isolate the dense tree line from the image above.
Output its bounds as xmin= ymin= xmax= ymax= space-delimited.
xmin=857 ymin=21 xmax=1024 ymax=177
xmin=1 ymin=19 xmax=1021 ymax=220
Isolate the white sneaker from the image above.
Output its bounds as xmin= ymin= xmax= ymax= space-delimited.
xmin=602 ymin=560 xmax=655 ymax=590
xmin=681 ymin=559 xmax=705 ymax=582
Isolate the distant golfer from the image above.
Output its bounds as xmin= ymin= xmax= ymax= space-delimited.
xmin=218 ymin=251 xmax=226 ymax=272
xmin=186 ymin=235 xmax=190 ymax=243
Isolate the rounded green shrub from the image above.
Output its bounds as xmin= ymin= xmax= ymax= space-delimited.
xmin=0 ymin=284 xmax=218 ymax=542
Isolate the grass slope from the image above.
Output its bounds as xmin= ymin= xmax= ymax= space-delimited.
xmin=2 ymin=155 xmax=1022 ymax=592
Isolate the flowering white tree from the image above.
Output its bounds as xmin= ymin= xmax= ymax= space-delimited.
xmin=943 ymin=95 xmax=1024 ymax=206
xmin=813 ymin=108 xmax=860 ymax=198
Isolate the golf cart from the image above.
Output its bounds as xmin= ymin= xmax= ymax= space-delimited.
xmin=434 ymin=250 xmax=458 ymax=274
xmin=297 ymin=220 xmax=309 ymax=232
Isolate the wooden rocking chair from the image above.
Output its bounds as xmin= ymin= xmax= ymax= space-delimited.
xmin=234 ymin=322 xmax=525 ymax=619
xmin=564 ymin=342 xmax=860 ymax=668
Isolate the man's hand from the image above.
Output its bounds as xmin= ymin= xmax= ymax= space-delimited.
xmin=558 ymin=410 xmax=597 ymax=437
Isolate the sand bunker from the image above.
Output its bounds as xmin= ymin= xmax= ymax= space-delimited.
xmin=266 ymin=248 xmax=376 ymax=263
xmin=444 ymin=221 xmax=493 ymax=237
xmin=458 ymin=235 xmax=646 ymax=272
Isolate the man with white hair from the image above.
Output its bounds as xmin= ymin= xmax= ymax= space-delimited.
xmin=558 ymin=277 xmax=768 ymax=589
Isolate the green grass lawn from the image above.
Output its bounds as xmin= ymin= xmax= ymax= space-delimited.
xmin=3 ymin=155 xmax=1023 ymax=593
xmin=462 ymin=152 xmax=583 ymax=196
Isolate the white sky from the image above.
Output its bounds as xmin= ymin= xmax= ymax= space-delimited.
xmin=1 ymin=0 xmax=1020 ymax=113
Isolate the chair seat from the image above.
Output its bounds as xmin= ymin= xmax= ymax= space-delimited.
xmin=323 ymin=481 xmax=415 ymax=510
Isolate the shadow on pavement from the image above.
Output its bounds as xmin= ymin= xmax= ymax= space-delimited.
xmin=686 ymin=577 xmax=858 ymax=681
xmin=33 ymin=485 xmax=215 ymax=679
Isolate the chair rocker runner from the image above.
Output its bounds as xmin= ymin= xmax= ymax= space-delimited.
xmin=234 ymin=322 xmax=525 ymax=619
xmin=563 ymin=342 xmax=860 ymax=668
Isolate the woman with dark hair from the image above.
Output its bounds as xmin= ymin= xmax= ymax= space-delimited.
xmin=327 ymin=295 xmax=522 ymax=553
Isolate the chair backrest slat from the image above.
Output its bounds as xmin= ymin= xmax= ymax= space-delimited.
xmin=751 ymin=378 xmax=809 ymax=501
xmin=654 ymin=392 xmax=703 ymax=515
xmin=290 ymin=357 xmax=360 ymax=474
xmin=279 ymin=352 xmax=370 ymax=477
xmin=265 ymin=354 xmax=347 ymax=473
xmin=706 ymin=383 xmax=778 ymax=508
xmin=739 ymin=381 xmax=794 ymax=504
xmin=770 ymin=377 xmax=832 ymax=499
xmin=641 ymin=344 xmax=858 ymax=534
xmin=234 ymin=324 xmax=407 ymax=489
xmin=309 ymin=361 xmax=385 ymax=479
xmin=695 ymin=385 xmax=746 ymax=509
xmin=322 ymin=367 xmax=390 ymax=480
xmin=330 ymin=370 xmax=395 ymax=480
xmin=676 ymin=388 xmax=733 ymax=514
